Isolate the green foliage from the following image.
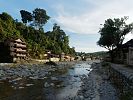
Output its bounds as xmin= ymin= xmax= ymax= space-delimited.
xmin=44 ymin=23 xmax=75 ymax=55
xmin=20 ymin=10 xmax=33 ymax=24
xmin=0 ymin=11 xmax=75 ymax=59
xmin=0 ymin=12 xmax=20 ymax=42
xmin=87 ymin=51 xmax=107 ymax=57
xmin=18 ymin=23 xmax=75 ymax=58
xmin=20 ymin=8 xmax=50 ymax=31
xmin=97 ymin=16 xmax=133 ymax=51
xmin=76 ymin=51 xmax=106 ymax=58
xmin=32 ymin=8 xmax=50 ymax=30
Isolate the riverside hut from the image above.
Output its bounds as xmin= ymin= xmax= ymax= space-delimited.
xmin=0 ymin=38 xmax=27 ymax=63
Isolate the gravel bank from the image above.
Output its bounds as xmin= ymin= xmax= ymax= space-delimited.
xmin=71 ymin=62 xmax=119 ymax=100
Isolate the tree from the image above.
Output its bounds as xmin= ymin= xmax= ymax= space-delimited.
xmin=0 ymin=12 xmax=20 ymax=41
xmin=0 ymin=11 xmax=75 ymax=59
xmin=97 ymin=16 xmax=133 ymax=61
xmin=20 ymin=10 xmax=33 ymax=24
xmin=32 ymin=8 xmax=50 ymax=30
xmin=51 ymin=23 xmax=70 ymax=54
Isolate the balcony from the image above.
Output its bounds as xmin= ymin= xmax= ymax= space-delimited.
xmin=15 ymin=43 xmax=26 ymax=48
xmin=16 ymin=54 xmax=26 ymax=57
xmin=16 ymin=49 xmax=26 ymax=53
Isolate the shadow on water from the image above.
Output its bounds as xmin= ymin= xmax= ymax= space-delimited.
xmin=0 ymin=63 xmax=92 ymax=100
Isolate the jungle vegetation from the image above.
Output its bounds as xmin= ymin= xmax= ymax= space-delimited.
xmin=0 ymin=8 xmax=75 ymax=59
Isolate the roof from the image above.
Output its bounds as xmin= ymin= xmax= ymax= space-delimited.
xmin=122 ymin=39 xmax=133 ymax=48
xmin=4 ymin=38 xmax=26 ymax=45
xmin=4 ymin=37 xmax=26 ymax=42
xmin=109 ymin=39 xmax=133 ymax=53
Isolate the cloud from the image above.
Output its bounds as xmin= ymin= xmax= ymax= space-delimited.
xmin=70 ymin=41 xmax=107 ymax=53
xmin=54 ymin=0 xmax=133 ymax=34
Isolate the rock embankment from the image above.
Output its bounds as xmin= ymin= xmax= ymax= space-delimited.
xmin=107 ymin=63 xmax=133 ymax=100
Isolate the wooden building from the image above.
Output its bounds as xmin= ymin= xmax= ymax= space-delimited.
xmin=111 ymin=39 xmax=133 ymax=66
xmin=43 ymin=51 xmax=60 ymax=62
xmin=0 ymin=39 xmax=27 ymax=63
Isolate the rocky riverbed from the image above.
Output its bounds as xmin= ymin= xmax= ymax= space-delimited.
xmin=0 ymin=62 xmax=76 ymax=81
xmin=71 ymin=62 xmax=119 ymax=100
xmin=0 ymin=61 xmax=120 ymax=100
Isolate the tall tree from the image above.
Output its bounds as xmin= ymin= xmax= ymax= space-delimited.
xmin=32 ymin=8 xmax=50 ymax=30
xmin=97 ymin=16 xmax=133 ymax=61
xmin=52 ymin=23 xmax=70 ymax=54
xmin=20 ymin=10 xmax=33 ymax=24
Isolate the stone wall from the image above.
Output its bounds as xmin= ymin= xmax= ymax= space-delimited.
xmin=105 ymin=63 xmax=133 ymax=99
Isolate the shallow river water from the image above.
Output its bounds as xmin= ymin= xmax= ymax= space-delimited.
xmin=0 ymin=62 xmax=92 ymax=100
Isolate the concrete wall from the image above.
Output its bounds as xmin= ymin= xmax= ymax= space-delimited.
xmin=108 ymin=63 xmax=133 ymax=95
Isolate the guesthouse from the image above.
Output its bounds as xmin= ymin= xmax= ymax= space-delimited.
xmin=0 ymin=38 xmax=27 ymax=63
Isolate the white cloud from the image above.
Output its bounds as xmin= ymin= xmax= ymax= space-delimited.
xmin=54 ymin=0 xmax=133 ymax=34
xmin=70 ymin=41 xmax=107 ymax=53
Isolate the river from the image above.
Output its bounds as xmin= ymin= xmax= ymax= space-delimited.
xmin=0 ymin=62 xmax=93 ymax=100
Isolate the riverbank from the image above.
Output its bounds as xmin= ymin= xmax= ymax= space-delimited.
xmin=72 ymin=62 xmax=119 ymax=100
xmin=0 ymin=60 xmax=123 ymax=100
xmin=0 ymin=61 xmax=100 ymax=100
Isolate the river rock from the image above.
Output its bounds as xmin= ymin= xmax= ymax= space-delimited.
xmin=0 ymin=70 xmax=5 ymax=76
xmin=18 ymin=86 xmax=24 ymax=89
xmin=26 ymin=84 xmax=34 ymax=87
xmin=44 ymin=82 xmax=50 ymax=88
xmin=51 ymin=77 xmax=58 ymax=81
xmin=74 ymin=75 xmax=78 ymax=77
xmin=11 ymin=77 xmax=22 ymax=82
xmin=29 ymin=76 xmax=39 ymax=80
xmin=56 ymin=85 xmax=61 ymax=88
xmin=50 ymin=83 xmax=55 ymax=86
xmin=79 ymin=95 xmax=84 ymax=99
xmin=43 ymin=77 xmax=47 ymax=79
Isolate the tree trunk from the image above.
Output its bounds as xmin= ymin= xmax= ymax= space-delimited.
xmin=110 ymin=51 xmax=114 ymax=63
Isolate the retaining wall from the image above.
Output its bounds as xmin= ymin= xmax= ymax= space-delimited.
xmin=106 ymin=63 xmax=133 ymax=99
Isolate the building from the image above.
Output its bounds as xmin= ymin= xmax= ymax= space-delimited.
xmin=49 ymin=53 xmax=60 ymax=62
xmin=43 ymin=51 xmax=75 ymax=62
xmin=60 ymin=52 xmax=65 ymax=61
xmin=75 ymin=56 xmax=82 ymax=61
xmin=111 ymin=39 xmax=133 ymax=66
xmin=70 ymin=56 xmax=75 ymax=61
xmin=43 ymin=51 xmax=60 ymax=62
xmin=0 ymin=39 xmax=27 ymax=63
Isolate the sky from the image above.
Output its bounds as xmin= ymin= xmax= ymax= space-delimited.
xmin=0 ymin=0 xmax=133 ymax=53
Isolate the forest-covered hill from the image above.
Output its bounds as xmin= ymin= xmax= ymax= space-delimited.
xmin=0 ymin=8 xmax=75 ymax=59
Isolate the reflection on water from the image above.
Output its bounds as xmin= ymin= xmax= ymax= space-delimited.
xmin=0 ymin=63 xmax=92 ymax=100
xmin=73 ymin=63 xmax=92 ymax=75
xmin=56 ymin=63 xmax=92 ymax=100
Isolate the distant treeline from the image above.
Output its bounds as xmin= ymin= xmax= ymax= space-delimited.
xmin=76 ymin=51 xmax=107 ymax=58
xmin=0 ymin=8 xmax=75 ymax=59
